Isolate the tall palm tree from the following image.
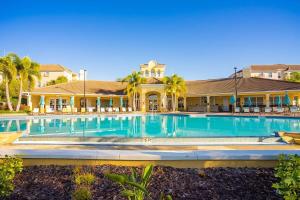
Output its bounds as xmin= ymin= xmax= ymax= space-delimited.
xmin=8 ymin=53 xmax=40 ymax=111
xmin=163 ymin=74 xmax=186 ymax=111
xmin=0 ymin=56 xmax=16 ymax=111
xmin=122 ymin=71 xmax=146 ymax=111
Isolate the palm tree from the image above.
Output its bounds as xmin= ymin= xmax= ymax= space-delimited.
xmin=8 ymin=53 xmax=40 ymax=111
xmin=0 ymin=56 xmax=16 ymax=111
xmin=163 ymin=74 xmax=186 ymax=112
xmin=122 ymin=71 xmax=146 ymax=111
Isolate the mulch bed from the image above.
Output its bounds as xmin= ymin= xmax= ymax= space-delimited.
xmin=3 ymin=165 xmax=282 ymax=200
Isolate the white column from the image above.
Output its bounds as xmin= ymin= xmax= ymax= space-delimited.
xmin=265 ymin=94 xmax=270 ymax=107
xmin=206 ymin=96 xmax=210 ymax=112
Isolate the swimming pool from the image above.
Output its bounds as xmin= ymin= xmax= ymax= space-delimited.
xmin=1 ymin=114 xmax=300 ymax=138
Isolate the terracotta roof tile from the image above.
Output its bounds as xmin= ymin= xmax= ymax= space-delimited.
xmin=39 ymin=64 xmax=72 ymax=72
xmin=186 ymin=77 xmax=300 ymax=96
xmin=31 ymin=80 xmax=127 ymax=95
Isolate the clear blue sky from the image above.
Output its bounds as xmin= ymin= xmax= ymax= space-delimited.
xmin=1 ymin=0 xmax=299 ymax=80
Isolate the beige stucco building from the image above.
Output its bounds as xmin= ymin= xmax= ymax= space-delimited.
xmin=24 ymin=60 xmax=300 ymax=113
xmin=37 ymin=64 xmax=79 ymax=87
xmin=232 ymin=64 xmax=300 ymax=80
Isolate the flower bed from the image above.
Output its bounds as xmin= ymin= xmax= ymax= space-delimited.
xmin=4 ymin=165 xmax=281 ymax=200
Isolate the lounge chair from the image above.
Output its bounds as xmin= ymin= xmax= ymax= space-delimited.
xmin=114 ymin=107 xmax=120 ymax=112
xmin=277 ymin=107 xmax=284 ymax=113
xmin=243 ymin=107 xmax=250 ymax=113
xmin=107 ymin=107 xmax=113 ymax=113
xmin=45 ymin=106 xmax=54 ymax=113
xmin=290 ymin=106 xmax=298 ymax=114
xmin=272 ymin=107 xmax=278 ymax=112
xmin=72 ymin=107 xmax=78 ymax=113
xmin=100 ymin=107 xmax=105 ymax=113
xmin=128 ymin=107 xmax=133 ymax=112
xmin=87 ymin=107 xmax=94 ymax=113
xmin=32 ymin=108 xmax=39 ymax=115
xmin=264 ymin=107 xmax=272 ymax=113
xmin=253 ymin=107 xmax=260 ymax=113
xmin=234 ymin=107 xmax=240 ymax=113
xmin=121 ymin=107 xmax=126 ymax=112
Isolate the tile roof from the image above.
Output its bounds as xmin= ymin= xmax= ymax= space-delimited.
xmin=249 ymin=64 xmax=300 ymax=71
xmin=39 ymin=64 xmax=72 ymax=72
xmin=30 ymin=80 xmax=127 ymax=95
xmin=186 ymin=77 xmax=300 ymax=96
xmin=29 ymin=77 xmax=300 ymax=96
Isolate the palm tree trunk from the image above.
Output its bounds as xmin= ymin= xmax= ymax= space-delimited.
xmin=5 ymin=78 xmax=14 ymax=111
xmin=174 ymin=94 xmax=177 ymax=111
xmin=132 ymin=92 xmax=136 ymax=111
xmin=172 ymin=93 xmax=175 ymax=112
xmin=16 ymin=77 xmax=23 ymax=111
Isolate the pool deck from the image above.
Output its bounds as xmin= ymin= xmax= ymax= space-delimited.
xmin=0 ymin=143 xmax=299 ymax=168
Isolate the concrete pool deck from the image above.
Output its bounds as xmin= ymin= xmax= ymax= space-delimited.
xmin=0 ymin=143 xmax=299 ymax=168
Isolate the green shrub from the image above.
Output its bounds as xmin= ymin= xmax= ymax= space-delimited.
xmin=272 ymin=154 xmax=300 ymax=200
xmin=72 ymin=187 xmax=92 ymax=200
xmin=75 ymin=173 xmax=95 ymax=186
xmin=0 ymin=155 xmax=23 ymax=197
xmin=105 ymin=164 xmax=154 ymax=200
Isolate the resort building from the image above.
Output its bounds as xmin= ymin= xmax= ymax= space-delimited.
xmin=37 ymin=64 xmax=80 ymax=87
xmin=231 ymin=64 xmax=300 ymax=80
xmin=24 ymin=60 xmax=300 ymax=113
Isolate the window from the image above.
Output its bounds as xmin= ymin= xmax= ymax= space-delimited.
xmin=268 ymin=72 xmax=272 ymax=78
xmin=157 ymin=70 xmax=161 ymax=77
xmin=145 ymin=70 xmax=149 ymax=77
xmin=178 ymin=97 xmax=184 ymax=110
xmin=259 ymin=72 xmax=264 ymax=77
xmin=43 ymin=72 xmax=49 ymax=77
xmin=151 ymin=69 xmax=155 ymax=77
xmin=293 ymin=96 xmax=298 ymax=106
xmin=278 ymin=72 xmax=281 ymax=79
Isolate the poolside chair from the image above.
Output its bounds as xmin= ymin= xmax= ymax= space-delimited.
xmin=45 ymin=106 xmax=54 ymax=113
xmin=128 ymin=107 xmax=133 ymax=112
xmin=87 ymin=107 xmax=94 ymax=113
xmin=264 ymin=107 xmax=272 ymax=113
xmin=290 ymin=106 xmax=298 ymax=113
xmin=121 ymin=107 xmax=126 ymax=112
xmin=272 ymin=107 xmax=278 ymax=112
xmin=107 ymin=107 xmax=113 ymax=113
xmin=32 ymin=108 xmax=39 ymax=115
xmin=277 ymin=107 xmax=284 ymax=113
xmin=253 ymin=107 xmax=260 ymax=113
xmin=243 ymin=107 xmax=250 ymax=113
xmin=100 ymin=107 xmax=105 ymax=113
xmin=72 ymin=107 xmax=78 ymax=113
xmin=234 ymin=107 xmax=240 ymax=113
xmin=115 ymin=107 xmax=120 ymax=112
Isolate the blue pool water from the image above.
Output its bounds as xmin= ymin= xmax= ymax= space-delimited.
xmin=1 ymin=114 xmax=300 ymax=138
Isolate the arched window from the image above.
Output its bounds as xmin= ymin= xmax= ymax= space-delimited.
xmin=157 ymin=70 xmax=161 ymax=77
xmin=145 ymin=70 xmax=149 ymax=77
xmin=151 ymin=69 xmax=155 ymax=77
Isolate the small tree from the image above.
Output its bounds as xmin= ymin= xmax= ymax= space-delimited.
xmin=286 ymin=72 xmax=300 ymax=83
xmin=122 ymin=72 xmax=146 ymax=111
xmin=0 ymin=56 xmax=16 ymax=111
xmin=163 ymin=74 xmax=186 ymax=112
xmin=47 ymin=76 xmax=68 ymax=86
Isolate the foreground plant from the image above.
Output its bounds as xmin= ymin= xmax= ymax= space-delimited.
xmin=272 ymin=154 xmax=300 ymax=200
xmin=105 ymin=164 xmax=172 ymax=200
xmin=72 ymin=167 xmax=95 ymax=200
xmin=0 ymin=155 xmax=23 ymax=197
